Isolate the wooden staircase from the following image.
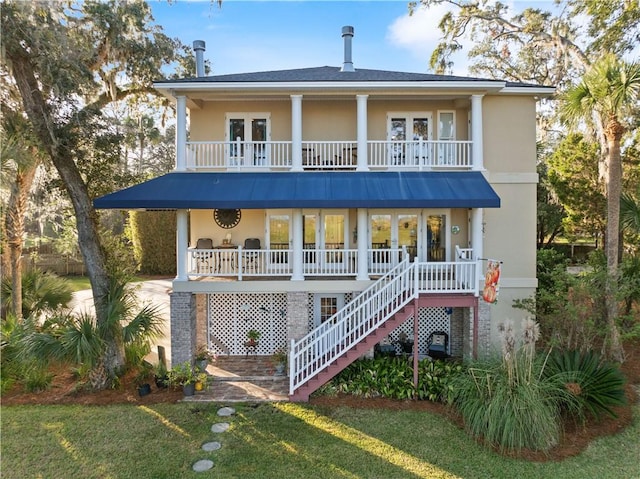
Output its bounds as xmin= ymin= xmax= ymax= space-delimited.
xmin=289 ymin=303 xmax=415 ymax=402
xmin=288 ymin=251 xmax=480 ymax=402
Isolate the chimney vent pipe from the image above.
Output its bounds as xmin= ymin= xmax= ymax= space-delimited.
xmin=341 ymin=26 xmax=355 ymax=72
xmin=193 ymin=40 xmax=206 ymax=77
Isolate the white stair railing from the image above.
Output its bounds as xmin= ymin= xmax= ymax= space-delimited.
xmin=289 ymin=253 xmax=416 ymax=395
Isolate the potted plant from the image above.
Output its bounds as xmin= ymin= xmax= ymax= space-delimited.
xmin=195 ymin=345 xmax=214 ymax=371
xmin=154 ymin=361 xmax=169 ymax=389
xmin=245 ymin=329 xmax=261 ymax=346
xmin=168 ymin=361 xmax=197 ymax=396
xmin=135 ymin=363 xmax=153 ymax=396
xmin=194 ymin=371 xmax=209 ymax=392
xmin=271 ymin=347 xmax=287 ymax=376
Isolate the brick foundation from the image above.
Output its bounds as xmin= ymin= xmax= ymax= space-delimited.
xmin=170 ymin=292 xmax=196 ymax=366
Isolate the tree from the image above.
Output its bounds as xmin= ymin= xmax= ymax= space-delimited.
xmin=546 ymin=133 xmax=605 ymax=243
xmin=0 ymin=0 xmax=188 ymax=387
xmin=415 ymin=0 xmax=638 ymax=84
xmin=560 ymin=55 xmax=640 ymax=362
xmin=0 ymin=113 xmax=41 ymax=320
xmin=414 ymin=0 xmax=639 ymax=178
xmin=536 ymin=161 xmax=565 ymax=248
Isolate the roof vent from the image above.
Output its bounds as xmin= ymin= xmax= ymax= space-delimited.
xmin=193 ymin=40 xmax=206 ymax=77
xmin=340 ymin=26 xmax=355 ymax=72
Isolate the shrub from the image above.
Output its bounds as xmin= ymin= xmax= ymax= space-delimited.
xmin=1 ymin=269 xmax=73 ymax=319
xmin=452 ymin=354 xmax=565 ymax=452
xmin=544 ymin=349 xmax=626 ymax=420
xmin=332 ymin=356 xmax=415 ymax=399
xmin=417 ymin=359 xmax=463 ymax=403
xmin=451 ymin=319 xmax=571 ymax=452
xmin=127 ymin=210 xmax=176 ymax=275
xmin=23 ymin=364 xmax=54 ymax=392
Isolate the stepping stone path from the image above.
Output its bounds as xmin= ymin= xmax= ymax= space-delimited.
xmin=192 ymin=406 xmax=236 ymax=473
xmin=192 ymin=459 xmax=214 ymax=472
xmin=210 ymin=422 xmax=230 ymax=433
xmin=202 ymin=441 xmax=222 ymax=452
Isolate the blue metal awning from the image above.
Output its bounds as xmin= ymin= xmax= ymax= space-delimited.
xmin=93 ymin=171 xmax=500 ymax=209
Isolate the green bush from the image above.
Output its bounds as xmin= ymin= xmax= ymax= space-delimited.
xmin=327 ymin=356 xmax=462 ymax=402
xmin=127 ymin=210 xmax=176 ymax=275
xmin=1 ymin=269 xmax=73 ymax=319
xmin=452 ymin=354 xmax=566 ymax=452
xmin=332 ymin=356 xmax=414 ymax=399
xmin=417 ymin=359 xmax=463 ymax=403
xmin=544 ymin=349 xmax=626 ymax=420
xmin=23 ymin=364 xmax=54 ymax=392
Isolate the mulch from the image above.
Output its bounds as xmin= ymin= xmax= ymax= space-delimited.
xmin=3 ymin=339 xmax=640 ymax=462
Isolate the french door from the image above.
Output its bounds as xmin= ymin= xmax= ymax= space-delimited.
xmin=387 ymin=113 xmax=433 ymax=165
xmin=226 ymin=113 xmax=270 ymax=166
xmin=266 ymin=212 xmax=290 ymax=270
xmin=370 ymin=211 xmax=449 ymax=267
xmin=302 ymin=210 xmax=348 ymax=273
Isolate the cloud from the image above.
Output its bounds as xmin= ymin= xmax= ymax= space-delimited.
xmin=386 ymin=4 xmax=472 ymax=75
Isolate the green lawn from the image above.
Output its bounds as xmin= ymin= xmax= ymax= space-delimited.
xmin=2 ymin=401 xmax=638 ymax=479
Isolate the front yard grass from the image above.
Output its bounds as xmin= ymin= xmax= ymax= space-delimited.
xmin=2 ymin=401 xmax=639 ymax=479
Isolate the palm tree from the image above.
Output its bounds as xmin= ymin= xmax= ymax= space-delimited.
xmin=560 ymin=55 xmax=640 ymax=362
xmin=1 ymin=116 xmax=41 ymax=320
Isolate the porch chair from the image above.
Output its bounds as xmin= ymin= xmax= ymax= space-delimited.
xmin=194 ymin=238 xmax=214 ymax=272
xmin=243 ymin=238 xmax=261 ymax=273
xmin=427 ymin=331 xmax=449 ymax=360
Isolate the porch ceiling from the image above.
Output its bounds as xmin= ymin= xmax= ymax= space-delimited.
xmin=93 ymin=171 xmax=500 ymax=210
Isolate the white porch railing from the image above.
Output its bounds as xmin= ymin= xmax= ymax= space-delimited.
xmin=184 ymin=140 xmax=472 ymax=170
xmin=367 ymin=140 xmax=472 ymax=169
xmin=186 ymin=141 xmax=292 ymax=169
xmin=187 ymin=247 xmax=412 ymax=279
xmin=289 ymin=257 xmax=480 ymax=395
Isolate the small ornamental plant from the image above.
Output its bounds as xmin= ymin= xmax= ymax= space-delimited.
xmin=246 ymin=329 xmax=261 ymax=343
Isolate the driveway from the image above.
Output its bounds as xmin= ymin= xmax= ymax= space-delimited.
xmin=70 ymin=279 xmax=173 ymax=366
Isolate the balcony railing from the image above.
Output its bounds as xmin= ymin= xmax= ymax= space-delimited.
xmin=185 ymin=139 xmax=473 ymax=171
xmin=187 ymin=246 xmax=478 ymax=293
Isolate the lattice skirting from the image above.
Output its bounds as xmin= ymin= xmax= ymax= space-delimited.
xmin=207 ymin=293 xmax=288 ymax=356
xmin=384 ymin=307 xmax=452 ymax=356
xmin=208 ymin=292 xmax=454 ymax=357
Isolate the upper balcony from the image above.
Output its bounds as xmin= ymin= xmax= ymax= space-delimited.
xmin=186 ymin=139 xmax=473 ymax=171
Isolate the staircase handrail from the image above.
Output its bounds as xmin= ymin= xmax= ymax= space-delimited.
xmin=289 ymin=255 xmax=416 ymax=395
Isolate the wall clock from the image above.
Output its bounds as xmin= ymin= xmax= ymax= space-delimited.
xmin=214 ymin=209 xmax=241 ymax=229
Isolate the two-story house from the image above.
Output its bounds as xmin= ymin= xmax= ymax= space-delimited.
xmin=95 ymin=26 xmax=554 ymax=401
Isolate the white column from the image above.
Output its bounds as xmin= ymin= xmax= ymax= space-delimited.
xmin=291 ymin=95 xmax=303 ymax=171
xmin=471 ymin=94 xmax=484 ymax=171
xmin=175 ymin=95 xmax=187 ymax=171
xmin=356 ymin=94 xmax=368 ymax=171
xmin=176 ymin=209 xmax=189 ymax=280
xmin=471 ymin=208 xmax=483 ymax=295
xmin=291 ymin=208 xmax=304 ymax=280
xmin=356 ymin=208 xmax=369 ymax=280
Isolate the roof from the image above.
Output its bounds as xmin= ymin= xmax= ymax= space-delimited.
xmin=93 ymin=171 xmax=500 ymax=210
xmin=155 ymin=66 xmax=547 ymax=89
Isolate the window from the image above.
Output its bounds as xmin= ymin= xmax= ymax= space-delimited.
xmin=437 ymin=111 xmax=456 ymax=165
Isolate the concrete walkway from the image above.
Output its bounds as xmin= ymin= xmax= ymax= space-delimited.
xmin=70 ymin=278 xmax=173 ymax=365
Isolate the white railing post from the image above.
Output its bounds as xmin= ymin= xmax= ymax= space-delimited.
xmin=356 ymin=95 xmax=368 ymax=171
xmin=291 ymin=209 xmax=304 ymax=281
xmin=175 ymin=95 xmax=187 ymax=171
xmin=176 ymin=209 xmax=188 ymax=280
xmin=291 ymin=95 xmax=303 ymax=171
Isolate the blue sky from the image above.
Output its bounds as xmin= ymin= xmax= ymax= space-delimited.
xmin=148 ymin=1 xmax=562 ymax=76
